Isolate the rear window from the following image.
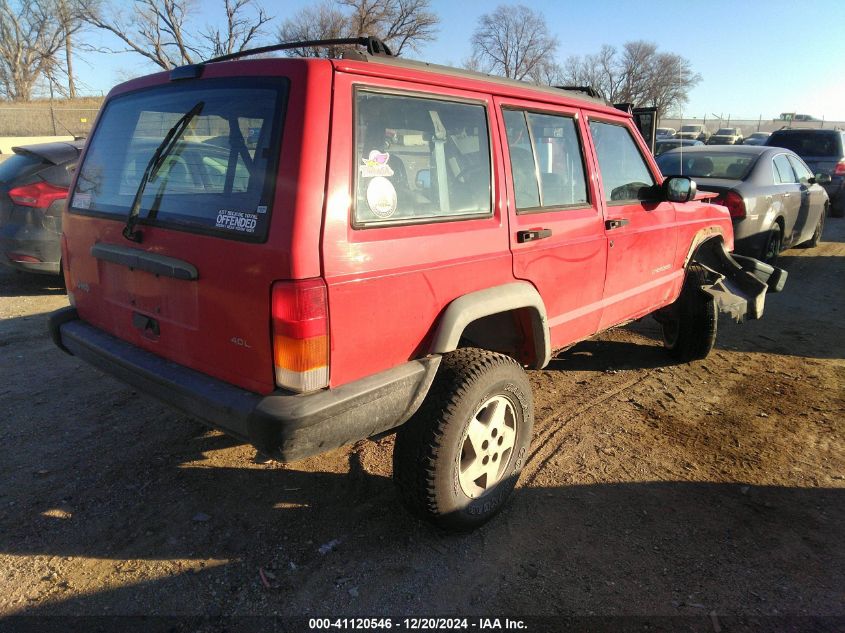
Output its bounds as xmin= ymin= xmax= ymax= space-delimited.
xmin=656 ymin=151 xmax=756 ymax=180
xmin=715 ymin=129 xmax=735 ymax=135
xmin=767 ymin=131 xmax=842 ymax=158
xmin=680 ymin=126 xmax=701 ymax=133
xmin=0 ymin=153 xmax=45 ymax=185
xmin=70 ymin=78 xmax=287 ymax=241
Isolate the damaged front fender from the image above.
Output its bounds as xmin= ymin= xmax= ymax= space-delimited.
xmin=689 ymin=238 xmax=787 ymax=321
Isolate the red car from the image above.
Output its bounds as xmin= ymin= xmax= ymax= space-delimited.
xmin=49 ymin=38 xmax=784 ymax=530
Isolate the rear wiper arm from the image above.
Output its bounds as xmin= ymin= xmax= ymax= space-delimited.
xmin=122 ymin=101 xmax=205 ymax=243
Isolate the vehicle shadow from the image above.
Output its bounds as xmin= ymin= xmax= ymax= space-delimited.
xmin=2 ymin=446 xmax=842 ymax=618
xmin=0 ymin=266 xmax=65 ymax=297
xmin=547 ymin=336 xmax=672 ymax=372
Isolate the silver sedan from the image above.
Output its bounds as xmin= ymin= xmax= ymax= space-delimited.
xmin=656 ymin=145 xmax=829 ymax=261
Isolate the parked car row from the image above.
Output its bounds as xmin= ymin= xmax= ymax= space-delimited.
xmin=658 ymin=126 xmax=772 ymax=146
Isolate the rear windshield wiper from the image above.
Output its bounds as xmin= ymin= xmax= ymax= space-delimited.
xmin=122 ymin=101 xmax=205 ymax=243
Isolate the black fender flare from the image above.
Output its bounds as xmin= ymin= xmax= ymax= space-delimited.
xmin=429 ymin=282 xmax=551 ymax=369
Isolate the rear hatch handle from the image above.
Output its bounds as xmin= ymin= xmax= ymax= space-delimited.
xmin=91 ymin=243 xmax=198 ymax=281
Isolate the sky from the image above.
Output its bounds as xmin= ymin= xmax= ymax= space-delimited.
xmin=71 ymin=0 xmax=845 ymax=121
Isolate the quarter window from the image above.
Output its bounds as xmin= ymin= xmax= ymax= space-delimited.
xmin=354 ymin=91 xmax=491 ymax=226
xmin=589 ymin=121 xmax=656 ymax=203
xmin=503 ymin=109 xmax=588 ymax=211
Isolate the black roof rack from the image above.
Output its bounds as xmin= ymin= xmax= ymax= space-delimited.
xmin=558 ymin=85 xmax=601 ymax=99
xmin=203 ymin=36 xmax=392 ymax=64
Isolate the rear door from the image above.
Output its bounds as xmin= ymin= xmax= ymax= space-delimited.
xmin=496 ymin=97 xmax=607 ymax=349
xmin=585 ymin=117 xmax=679 ymax=330
xmin=771 ymin=153 xmax=802 ymax=242
xmin=64 ymin=69 xmax=312 ymax=395
xmin=321 ymin=72 xmax=512 ymax=387
xmin=786 ymin=154 xmax=824 ymax=243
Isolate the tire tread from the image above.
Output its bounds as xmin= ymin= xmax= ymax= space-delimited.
xmin=393 ymin=348 xmax=526 ymax=526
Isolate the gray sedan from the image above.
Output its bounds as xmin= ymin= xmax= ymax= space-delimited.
xmin=656 ymin=145 xmax=828 ymax=261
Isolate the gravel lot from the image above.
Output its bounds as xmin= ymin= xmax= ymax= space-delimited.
xmin=0 ymin=220 xmax=843 ymax=625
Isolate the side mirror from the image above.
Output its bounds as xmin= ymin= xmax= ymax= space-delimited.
xmin=815 ymin=173 xmax=832 ymax=185
xmin=415 ymin=169 xmax=431 ymax=190
xmin=664 ymin=176 xmax=697 ymax=203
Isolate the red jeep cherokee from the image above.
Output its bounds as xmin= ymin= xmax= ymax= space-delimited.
xmin=50 ymin=38 xmax=784 ymax=530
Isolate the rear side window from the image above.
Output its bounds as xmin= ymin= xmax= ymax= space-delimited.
xmin=589 ymin=121 xmax=655 ymax=203
xmin=70 ymin=78 xmax=287 ymax=241
xmin=773 ymin=154 xmax=797 ymax=184
xmin=503 ymin=109 xmax=588 ymax=212
xmin=354 ymin=90 xmax=491 ymax=226
xmin=768 ymin=132 xmax=842 ymax=158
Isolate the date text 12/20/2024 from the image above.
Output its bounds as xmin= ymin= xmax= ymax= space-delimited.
xmin=308 ymin=619 xmax=528 ymax=630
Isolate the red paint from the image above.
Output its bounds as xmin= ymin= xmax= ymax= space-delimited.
xmin=63 ymin=56 xmax=735 ymax=397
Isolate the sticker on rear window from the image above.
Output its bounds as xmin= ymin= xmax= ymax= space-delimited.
xmin=216 ymin=209 xmax=258 ymax=233
xmin=73 ymin=193 xmax=91 ymax=209
xmin=366 ymin=177 xmax=397 ymax=219
xmin=360 ymin=150 xmax=394 ymax=178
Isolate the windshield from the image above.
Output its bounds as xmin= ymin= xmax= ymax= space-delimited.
xmin=767 ymin=132 xmax=840 ymax=158
xmin=70 ymin=78 xmax=287 ymax=241
xmin=716 ymin=129 xmax=735 ymax=135
xmin=680 ymin=126 xmax=700 ymax=133
xmin=656 ymin=151 xmax=756 ymax=180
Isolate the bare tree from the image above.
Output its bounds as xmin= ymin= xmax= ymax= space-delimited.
xmin=203 ymin=0 xmax=272 ymax=58
xmin=560 ymin=40 xmax=700 ymax=118
xmin=81 ymin=0 xmax=272 ymax=70
xmin=277 ymin=1 xmax=349 ymax=58
xmin=467 ymin=4 xmax=558 ymax=82
xmin=278 ymin=0 xmax=439 ymax=58
xmin=52 ymin=0 xmax=83 ymax=98
xmin=0 ymin=0 xmax=82 ymax=101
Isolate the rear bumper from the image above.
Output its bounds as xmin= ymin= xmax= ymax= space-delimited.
xmin=49 ymin=309 xmax=440 ymax=462
xmin=0 ymin=223 xmax=61 ymax=274
xmin=820 ymin=178 xmax=844 ymax=209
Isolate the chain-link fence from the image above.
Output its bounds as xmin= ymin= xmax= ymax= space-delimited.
xmin=0 ymin=106 xmax=101 ymax=137
xmin=660 ymin=117 xmax=845 ymax=135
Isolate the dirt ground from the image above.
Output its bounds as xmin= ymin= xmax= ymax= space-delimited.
xmin=0 ymin=219 xmax=843 ymax=626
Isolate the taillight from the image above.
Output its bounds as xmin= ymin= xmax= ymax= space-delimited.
xmin=713 ymin=191 xmax=746 ymax=219
xmin=271 ymin=279 xmax=329 ymax=393
xmin=833 ymin=160 xmax=845 ymax=176
xmin=8 ymin=182 xmax=67 ymax=208
xmin=6 ymin=253 xmax=41 ymax=263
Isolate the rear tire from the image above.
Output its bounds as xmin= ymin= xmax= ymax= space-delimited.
xmin=761 ymin=223 xmax=783 ymax=263
xmin=392 ymin=348 xmax=534 ymax=531
xmin=831 ymin=198 xmax=845 ymax=218
xmin=659 ymin=264 xmax=717 ymax=362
